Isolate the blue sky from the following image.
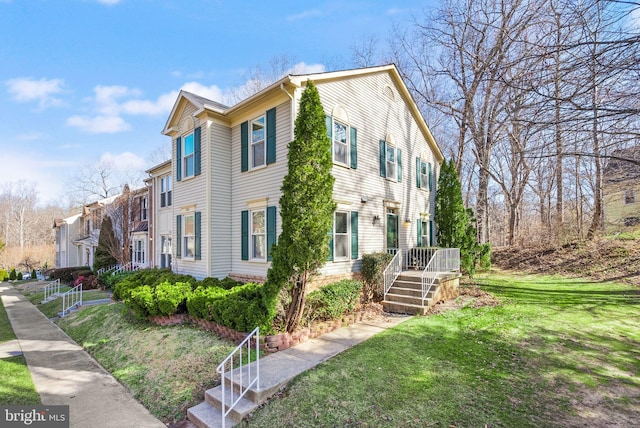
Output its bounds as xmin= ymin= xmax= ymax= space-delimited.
xmin=1 ymin=0 xmax=436 ymax=206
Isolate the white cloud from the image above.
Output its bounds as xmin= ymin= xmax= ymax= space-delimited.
xmin=96 ymin=0 xmax=122 ymax=5
xmin=66 ymin=115 xmax=131 ymax=133
xmin=17 ymin=132 xmax=45 ymax=141
xmin=5 ymin=77 xmax=65 ymax=109
xmin=286 ymin=9 xmax=324 ymax=21
xmin=287 ymin=62 xmax=326 ymax=75
xmin=99 ymin=151 xmax=147 ymax=171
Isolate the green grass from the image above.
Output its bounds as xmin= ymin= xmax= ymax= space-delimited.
xmin=0 ymin=291 xmax=41 ymax=405
xmin=240 ymin=271 xmax=640 ymax=428
xmin=24 ymin=288 xmax=110 ymax=318
xmin=56 ymin=303 xmax=238 ymax=423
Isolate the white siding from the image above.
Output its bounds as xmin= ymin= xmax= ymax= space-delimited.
xmin=209 ymin=122 xmax=232 ymax=278
xmin=172 ymin=103 xmax=208 ymax=279
xmin=230 ymin=100 xmax=291 ymax=278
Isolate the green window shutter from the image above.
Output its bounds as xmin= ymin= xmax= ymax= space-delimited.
xmin=266 ymin=108 xmax=276 ymax=165
xmin=194 ymin=127 xmax=201 ymax=176
xmin=241 ymin=210 xmax=249 ymax=260
xmin=416 ymin=157 xmax=422 ymax=188
xmin=176 ymin=215 xmax=182 ymax=258
xmin=176 ymin=137 xmax=182 ymax=181
xmin=194 ymin=211 xmax=201 ymax=260
xmin=417 ymin=220 xmax=423 ymax=247
xmin=266 ymin=206 xmax=276 ymax=261
xmin=241 ymin=121 xmax=248 ymax=172
xmin=350 ymin=127 xmax=357 ymax=169
xmin=379 ymin=140 xmax=386 ymax=177
xmin=397 ymin=148 xmax=403 ymax=182
xmin=351 ymin=211 xmax=358 ymax=260
xmin=428 ymin=162 xmax=433 ymax=190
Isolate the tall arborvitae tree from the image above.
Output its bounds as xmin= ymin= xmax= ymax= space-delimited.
xmin=93 ymin=215 xmax=118 ymax=271
xmin=435 ymin=159 xmax=480 ymax=274
xmin=267 ymin=80 xmax=336 ymax=333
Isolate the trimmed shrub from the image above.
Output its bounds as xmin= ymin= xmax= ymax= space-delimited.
xmin=17 ymin=271 xmax=23 ymax=280
xmin=0 ymin=270 xmax=7 ymax=281
xmin=9 ymin=268 xmax=16 ymax=281
xmin=303 ymin=279 xmax=363 ymax=324
xmin=49 ymin=267 xmax=91 ymax=284
xmin=220 ymin=277 xmax=243 ymax=290
xmin=186 ymin=286 xmax=227 ymax=319
xmin=361 ymin=252 xmax=393 ymax=302
xmin=126 ymin=285 xmax=158 ymax=319
xmin=155 ymin=281 xmax=192 ymax=315
xmin=112 ymin=268 xmax=195 ymax=301
xmin=30 ymin=270 xmax=37 ymax=280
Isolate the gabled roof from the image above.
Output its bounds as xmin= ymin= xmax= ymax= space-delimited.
xmin=162 ymin=64 xmax=444 ymax=162
xmin=604 ymin=146 xmax=640 ymax=184
xmin=52 ymin=213 xmax=82 ymax=229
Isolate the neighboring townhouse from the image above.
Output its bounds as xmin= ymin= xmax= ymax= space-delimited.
xmin=75 ymin=194 xmax=120 ymax=268
xmin=129 ymin=186 xmax=150 ymax=268
xmin=53 ymin=213 xmax=83 ymax=268
xmin=160 ymin=64 xmax=444 ymax=282
xmin=603 ymin=146 xmax=640 ymax=231
xmin=146 ymin=160 xmax=173 ymax=269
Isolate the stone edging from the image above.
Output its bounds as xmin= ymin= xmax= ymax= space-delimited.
xmin=147 ymin=311 xmax=366 ymax=352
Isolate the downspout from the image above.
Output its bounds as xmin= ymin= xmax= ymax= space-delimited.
xmin=280 ymin=83 xmax=295 ymax=142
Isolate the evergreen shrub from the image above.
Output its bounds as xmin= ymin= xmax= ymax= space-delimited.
xmin=9 ymin=268 xmax=16 ymax=281
xmin=361 ymin=253 xmax=394 ymax=302
xmin=304 ymin=280 xmax=363 ymax=323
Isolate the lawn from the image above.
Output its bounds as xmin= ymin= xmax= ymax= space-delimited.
xmin=56 ymin=303 xmax=238 ymax=423
xmin=0 ymin=286 xmax=41 ymax=405
xmin=240 ymin=271 xmax=640 ymax=428
xmin=23 ymin=287 xmax=111 ymax=318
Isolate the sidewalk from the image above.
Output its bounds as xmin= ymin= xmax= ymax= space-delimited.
xmin=0 ymin=283 xmax=165 ymax=428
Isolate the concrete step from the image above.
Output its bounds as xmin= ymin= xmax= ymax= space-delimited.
xmin=384 ymin=292 xmax=432 ymax=305
xmin=387 ymin=286 xmax=427 ymax=297
xmin=382 ymin=300 xmax=431 ymax=315
xmin=187 ymin=402 xmax=236 ymax=428
xmin=205 ymin=386 xmax=258 ymax=422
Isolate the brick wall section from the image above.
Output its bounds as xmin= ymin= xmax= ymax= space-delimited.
xmin=148 ymin=311 xmax=366 ymax=353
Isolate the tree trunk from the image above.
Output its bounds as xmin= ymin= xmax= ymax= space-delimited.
xmin=285 ymin=273 xmax=308 ymax=333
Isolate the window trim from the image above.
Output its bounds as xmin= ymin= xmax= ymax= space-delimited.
xmin=333 ymin=211 xmax=351 ymax=261
xmin=332 ymin=119 xmax=349 ymax=166
xmin=160 ymin=175 xmax=172 ymax=207
xmin=250 ymin=209 xmax=267 ymax=262
xmin=183 ymin=132 xmax=195 ymax=178
xmin=386 ymin=144 xmax=397 ymax=181
xmin=250 ymin=115 xmax=266 ymax=169
xmin=182 ymin=213 xmax=196 ymax=260
xmin=160 ymin=235 xmax=172 ymax=269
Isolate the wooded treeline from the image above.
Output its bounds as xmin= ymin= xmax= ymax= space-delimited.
xmin=374 ymin=0 xmax=640 ymax=246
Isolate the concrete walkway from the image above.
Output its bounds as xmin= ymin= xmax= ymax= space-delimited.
xmin=0 ymin=283 xmax=164 ymax=428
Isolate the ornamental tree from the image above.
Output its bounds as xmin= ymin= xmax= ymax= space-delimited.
xmin=434 ymin=159 xmax=482 ymax=274
xmin=267 ymin=80 xmax=336 ymax=333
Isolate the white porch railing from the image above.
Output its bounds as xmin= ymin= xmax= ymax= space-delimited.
xmin=111 ymin=262 xmax=144 ymax=276
xmin=405 ymin=247 xmax=438 ymax=270
xmin=383 ymin=250 xmax=403 ymax=300
xmin=61 ymin=284 xmax=83 ymax=316
xmin=96 ymin=265 xmax=118 ymax=276
xmin=216 ymin=327 xmax=260 ymax=428
xmin=421 ymin=248 xmax=460 ymax=305
xmin=41 ymin=279 xmax=61 ymax=303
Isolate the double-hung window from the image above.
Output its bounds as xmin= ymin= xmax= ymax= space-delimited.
xmin=333 ymin=120 xmax=348 ymax=165
xmin=251 ymin=210 xmax=266 ymax=260
xmin=183 ymin=133 xmax=195 ymax=178
xmin=183 ymin=213 xmax=195 ymax=258
xmin=421 ymin=220 xmax=430 ymax=247
xmin=416 ymin=158 xmax=432 ymax=190
xmin=133 ymin=239 xmax=145 ymax=264
xmin=140 ymin=197 xmax=148 ymax=221
xmin=334 ymin=211 xmax=350 ymax=260
xmin=251 ymin=116 xmax=266 ymax=168
xmin=160 ymin=175 xmax=172 ymax=207
xmin=379 ymin=140 xmax=402 ymax=182
xmin=160 ymin=236 xmax=172 ymax=268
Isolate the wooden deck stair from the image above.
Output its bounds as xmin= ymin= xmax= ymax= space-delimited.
xmin=383 ymin=271 xmax=444 ymax=315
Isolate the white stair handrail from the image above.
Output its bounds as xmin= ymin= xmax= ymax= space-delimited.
xmin=216 ymin=327 xmax=260 ymax=428
xmin=383 ymin=250 xmax=403 ymax=300
xmin=61 ymin=283 xmax=83 ymax=316
xmin=42 ymin=279 xmax=61 ymax=303
xmin=421 ymin=248 xmax=460 ymax=305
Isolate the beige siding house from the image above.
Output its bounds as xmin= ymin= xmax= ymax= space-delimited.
xmin=160 ymin=64 xmax=444 ymax=282
xmin=604 ymin=147 xmax=640 ymax=232
xmin=53 ymin=213 xmax=83 ymax=268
